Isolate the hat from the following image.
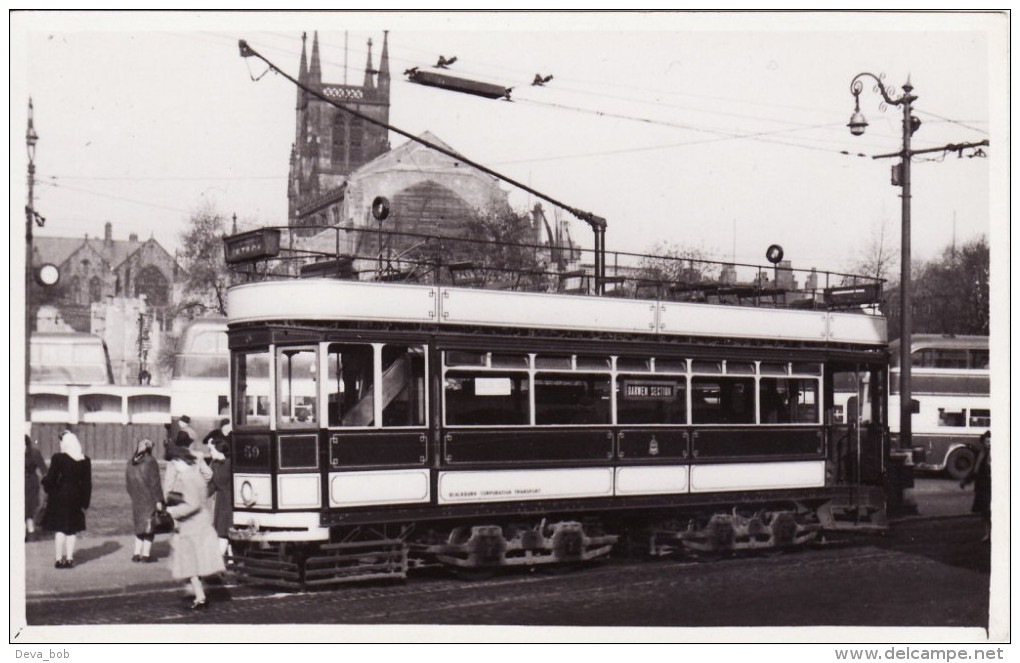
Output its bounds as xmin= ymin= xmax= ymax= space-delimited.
xmin=219 ymin=418 xmax=230 ymax=429
xmin=179 ymin=415 xmax=191 ymax=425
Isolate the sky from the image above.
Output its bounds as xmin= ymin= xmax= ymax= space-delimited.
xmin=11 ymin=11 xmax=1005 ymax=277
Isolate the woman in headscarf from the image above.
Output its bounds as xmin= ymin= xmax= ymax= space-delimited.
xmin=125 ymin=438 xmax=164 ymax=563
xmin=163 ymin=443 xmax=225 ymax=610
xmin=25 ymin=434 xmax=47 ymax=541
xmin=41 ymin=430 xmax=92 ymax=569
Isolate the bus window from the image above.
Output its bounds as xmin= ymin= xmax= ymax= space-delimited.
xmin=937 ymin=407 xmax=966 ymax=428
xmin=445 ymin=372 xmax=529 ymax=426
xmin=327 ymin=344 xmax=375 ymax=427
xmin=617 ymin=376 xmax=686 ymax=424
xmin=970 ymin=350 xmax=989 ymax=369
xmin=968 ymin=409 xmax=991 ymax=428
xmin=277 ymin=347 xmax=318 ymax=428
xmin=381 ymin=345 xmax=426 ymax=427
xmin=759 ymin=378 xmax=819 ymax=424
xmin=691 ymin=377 xmax=755 ymax=424
xmin=534 ymin=374 xmax=611 ymax=425
xmin=233 ymin=350 xmax=270 ymax=427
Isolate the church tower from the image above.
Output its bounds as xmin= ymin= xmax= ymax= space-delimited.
xmin=288 ymin=30 xmax=392 ymax=226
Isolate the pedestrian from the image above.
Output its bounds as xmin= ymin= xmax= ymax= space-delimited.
xmin=961 ymin=430 xmax=991 ymax=542
xmin=125 ymin=438 xmax=164 ymax=563
xmin=25 ymin=434 xmax=47 ymax=541
xmin=208 ymin=433 xmax=233 ymax=558
xmin=163 ymin=443 xmax=224 ymax=610
xmin=177 ymin=414 xmax=201 ymax=452
xmin=41 ymin=430 xmax=92 ymax=569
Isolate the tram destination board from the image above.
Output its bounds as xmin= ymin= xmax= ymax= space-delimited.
xmin=224 ymin=228 xmax=282 ymax=264
xmin=622 ymin=380 xmax=677 ymax=401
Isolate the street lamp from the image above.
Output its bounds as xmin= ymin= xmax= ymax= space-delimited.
xmin=25 ymin=98 xmax=40 ymax=425
xmin=847 ymin=72 xmax=920 ymax=457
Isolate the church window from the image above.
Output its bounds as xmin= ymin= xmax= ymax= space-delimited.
xmin=136 ymin=265 xmax=169 ymax=307
xmin=89 ymin=276 xmax=102 ymax=302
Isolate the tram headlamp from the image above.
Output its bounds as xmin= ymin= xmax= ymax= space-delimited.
xmin=371 ymin=196 xmax=390 ymax=221
xmin=240 ymin=480 xmax=257 ymax=507
xmin=765 ymin=244 xmax=784 ymax=265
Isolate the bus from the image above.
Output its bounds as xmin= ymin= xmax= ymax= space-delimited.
xmin=888 ymin=334 xmax=990 ymax=479
xmin=30 ymin=332 xmax=114 ymax=385
xmin=219 ymin=225 xmax=894 ymax=588
xmin=169 ymin=318 xmax=230 ymax=439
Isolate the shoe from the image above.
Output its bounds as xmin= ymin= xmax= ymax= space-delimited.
xmin=186 ymin=599 xmax=209 ymax=611
xmin=132 ymin=554 xmax=142 ymax=563
xmin=54 ymin=560 xmax=63 ymax=569
xmin=142 ymin=555 xmax=156 ymax=563
xmin=64 ymin=559 xmax=74 ymax=569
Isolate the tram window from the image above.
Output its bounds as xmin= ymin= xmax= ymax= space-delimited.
xmin=617 ymin=376 xmax=686 ymax=424
xmin=970 ymin=350 xmax=990 ymax=369
xmin=446 ymin=351 xmax=486 ymax=367
xmin=445 ymin=371 xmax=529 ymax=426
xmin=233 ymin=350 xmax=270 ymax=427
xmin=937 ymin=408 xmax=966 ymax=428
xmin=617 ymin=357 xmax=650 ymax=372
xmin=327 ymin=344 xmax=375 ymax=427
xmin=381 ymin=345 xmax=426 ymax=427
xmin=576 ymin=355 xmax=611 ymax=370
xmin=792 ymin=362 xmax=822 ymax=375
xmin=277 ymin=348 xmax=318 ymax=428
xmin=759 ymin=378 xmax=819 ymax=424
xmin=726 ymin=361 xmax=756 ymax=375
xmin=654 ymin=358 xmax=687 ymax=373
xmin=691 ymin=360 xmax=723 ymax=374
xmin=761 ymin=362 xmax=789 ymax=376
xmin=968 ymin=409 xmax=991 ymax=427
xmin=535 ymin=374 xmax=611 ymax=425
xmin=491 ymin=353 xmax=529 ymax=369
xmin=535 ymin=354 xmax=572 ymax=370
xmin=691 ymin=377 xmax=755 ymax=424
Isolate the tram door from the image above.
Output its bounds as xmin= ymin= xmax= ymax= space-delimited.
xmin=829 ymin=364 xmax=886 ymax=486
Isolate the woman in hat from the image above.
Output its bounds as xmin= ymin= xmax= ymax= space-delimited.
xmin=41 ymin=430 xmax=92 ymax=569
xmin=125 ymin=438 xmax=164 ymax=563
xmin=163 ymin=443 xmax=224 ymax=610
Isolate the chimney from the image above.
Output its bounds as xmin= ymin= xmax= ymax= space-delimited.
xmin=104 ymin=222 xmax=113 ymax=248
xmin=129 ymin=233 xmax=139 ymax=243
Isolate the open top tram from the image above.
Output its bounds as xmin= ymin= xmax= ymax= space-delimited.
xmin=223 ymin=225 xmax=894 ymax=588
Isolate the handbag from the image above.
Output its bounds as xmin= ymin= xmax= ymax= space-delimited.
xmin=166 ymin=490 xmax=184 ymax=507
xmin=146 ymin=509 xmax=175 ymax=536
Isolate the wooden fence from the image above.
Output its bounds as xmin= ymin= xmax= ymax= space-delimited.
xmin=30 ymin=423 xmax=172 ymax=462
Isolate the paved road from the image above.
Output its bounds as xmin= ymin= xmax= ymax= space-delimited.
xmin=26 ymin=514 xmax=989 ymax=630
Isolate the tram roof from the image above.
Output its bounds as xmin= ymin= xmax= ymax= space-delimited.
xmin=227 ymin=279 xmax=886 ymax=347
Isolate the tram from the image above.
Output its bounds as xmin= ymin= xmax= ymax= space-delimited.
xmin=223 ymin=225 xmax=892 ymax=588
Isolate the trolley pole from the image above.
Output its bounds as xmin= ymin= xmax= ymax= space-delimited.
xmin=847 ymin=73 xmax=917 ymax=454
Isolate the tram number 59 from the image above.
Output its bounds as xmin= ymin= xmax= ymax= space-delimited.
xmin=243 ymin=445 xmax=261 ymax=460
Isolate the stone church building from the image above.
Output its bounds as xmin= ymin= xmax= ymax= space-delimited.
xmin=286 ymin=31 xmax=547 ymax=251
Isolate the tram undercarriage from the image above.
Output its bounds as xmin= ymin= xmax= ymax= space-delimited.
xmin=226 ymin=496 xmax=875 ymax=590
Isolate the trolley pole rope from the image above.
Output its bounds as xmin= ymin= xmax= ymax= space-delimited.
xmin=238 ymin=39 xmax=607 ymax=293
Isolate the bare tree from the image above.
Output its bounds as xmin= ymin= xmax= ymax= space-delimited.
xmin=177 ymin=203 xmax=233 ymax=316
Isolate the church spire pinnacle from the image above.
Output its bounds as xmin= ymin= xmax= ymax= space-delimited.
xmin=379 ymin=31 xmax=390 ymax=78
xmin=309 ymin=31 xmax=322 ymax=84
xmin=364 ymin=37 xmax=374 ymax=88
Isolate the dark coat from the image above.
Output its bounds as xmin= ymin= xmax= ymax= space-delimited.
xmin=971 ymin=447 xmax=991 ymax=519
xmin=25 ymin=445 xmax=47 ymax=519
xmin=41 ymin=453 xmax=92 ymax=534
xmin=210 ymin=458 xmax=233 ymax=538
xmin=126 ymin=454 xmax=164 ymax=537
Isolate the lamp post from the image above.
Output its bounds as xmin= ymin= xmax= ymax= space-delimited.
xmin=847 ymin=73 xmax=919 ymax=455
xmin=25 ymin=98 xmax=40 ymax=426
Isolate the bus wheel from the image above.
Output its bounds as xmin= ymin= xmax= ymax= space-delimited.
xmin=946 ymin=447 xmax=975 ymax=480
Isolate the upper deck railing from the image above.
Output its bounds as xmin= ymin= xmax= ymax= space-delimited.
xmin=223 ymin=225 xmax=885 ymax=312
